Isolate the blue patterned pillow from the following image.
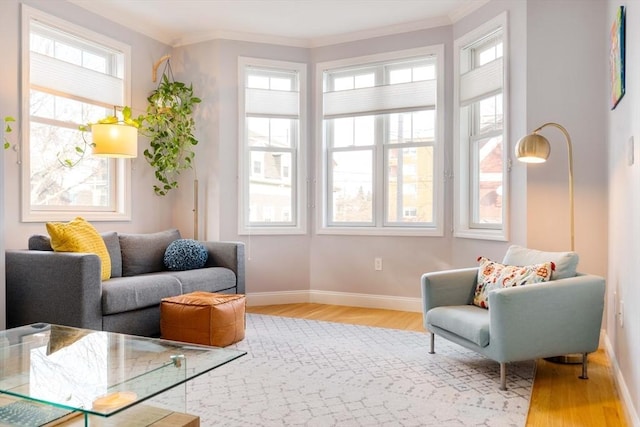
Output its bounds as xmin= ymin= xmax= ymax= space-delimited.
xmin=163 ymin=239 xmax=208 ymax=271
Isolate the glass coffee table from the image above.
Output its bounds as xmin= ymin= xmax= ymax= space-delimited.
xmin=0 ymin=323 xmax=246 ymax=426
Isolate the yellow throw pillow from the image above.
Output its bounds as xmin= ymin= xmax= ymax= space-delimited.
xmin=46 ymin=217 xmax=111 ymax=281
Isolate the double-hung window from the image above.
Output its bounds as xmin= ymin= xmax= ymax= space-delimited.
xmin=22 ymin=6 xmax=131 ymax=222
xmin=238 ymin=58 xmax=307 ymax=234
xmin=454 ymin=12 xmax=508 ymax=240
xmin=318 ymin=47 xmax=444 ymax=235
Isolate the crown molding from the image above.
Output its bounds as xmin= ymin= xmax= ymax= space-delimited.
xmin=69 ymin=0 xmax=492 ymax=49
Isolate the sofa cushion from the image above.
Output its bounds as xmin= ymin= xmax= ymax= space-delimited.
xmin=502 ymin=245 xmax=578 ymax=280
xmin=28 ymin=234 xmax=53 ymax=251
xmin=164 ymin=239 xmax=208 ymax=271
xmin=46 ymin=217 xmax=111 ymax=281
xmin=427 ymin=305 xmax=490 ymax=347
xmin=101 ymin=232 xmax=122 ymax=278
xmin=473 ymin=256 xmax=553 ymax=309
xmin=170 ymin=267 xmax=237 ymax=294
xmin=101 ymin=273 xmax=182 ymax=315
xmin=29 ymin=231 xmax=122 ymax=278
xmin=119 ymin=229 xmax=181 ymax=276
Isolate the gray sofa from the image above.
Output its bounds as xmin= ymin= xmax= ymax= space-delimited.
xmin=5 ymin=229 xmax=245 ymax=337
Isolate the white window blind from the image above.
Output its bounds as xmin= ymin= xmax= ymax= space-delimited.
xmin=245 ymin=87 xmax=299 ymax=118
xmin=31 ymin=52 xmax=123 ymax=106
xmin=459 ymin=57 xmax=503 ymax=106
xmin=323 ymin=79 xmax=436 ymax=118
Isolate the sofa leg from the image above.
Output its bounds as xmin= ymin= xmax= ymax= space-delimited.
xmin=499 ymin=363 xmax=507 ymax=391
xmin=428 ymin=332 xmax=435 ymax=354
xmin=579 ymin=352 xmax=589 ymax=380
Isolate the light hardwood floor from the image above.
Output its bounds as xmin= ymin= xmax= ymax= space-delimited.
xmin=246 ymin=303 xmax=628 ymax=427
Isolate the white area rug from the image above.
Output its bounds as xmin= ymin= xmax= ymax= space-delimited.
xmin=176 ymin=314 xmax=534 ymax=426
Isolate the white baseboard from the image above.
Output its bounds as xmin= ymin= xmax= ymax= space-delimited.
xmin=246 ymin=290 xmax=423 ymax=313
xmin=603 ymin=332 xmax=640 ymax=427
xmin=245 ymin=290 xmax=311 ymax=306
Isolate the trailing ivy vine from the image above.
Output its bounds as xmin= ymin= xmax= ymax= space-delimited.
xmin=3 ymin=116 xmax=15 ymax=149
xmin=142 ymin=71 xmax=201 ymax=196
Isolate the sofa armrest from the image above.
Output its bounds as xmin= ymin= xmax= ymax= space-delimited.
xmin=201 ymin=241 xmax=246 ymax=294
xmin=488 ymin=273 xmax=605 ymax=362
xmin=6 ymin=250 xmax=103 ymax=330
xmin=421 ymin=267 xmax=478 ymax=312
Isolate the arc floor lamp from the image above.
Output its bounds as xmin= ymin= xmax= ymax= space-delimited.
xmin=515 ymin=122 xmax=582 ymax=366
xmin=514 ymin=122 xmax=574 ymax=251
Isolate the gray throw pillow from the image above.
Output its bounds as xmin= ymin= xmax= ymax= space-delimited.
xmin=119 ymin=229 xmax=181 ymax=276
xmin=101 ymin=231 xmax=122 ymax=278
xmin=28 ymin=235 xmax=53 ymax=251
xmin=502 ymin=245 xmax=579 ymax=280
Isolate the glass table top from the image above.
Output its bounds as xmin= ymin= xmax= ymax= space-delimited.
xmin=0 ymin=323 xmax=246 ymax=417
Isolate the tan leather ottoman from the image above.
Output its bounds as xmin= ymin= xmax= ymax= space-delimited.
xmin=160 ymin=292 xmax=245 ymax=347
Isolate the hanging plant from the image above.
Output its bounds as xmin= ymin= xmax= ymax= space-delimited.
xmin=3 ymin=116 xmax=15 ymax=149
xmin=142 ymin=65 xmax=201 ymax=196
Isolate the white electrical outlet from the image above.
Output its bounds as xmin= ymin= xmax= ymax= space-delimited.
xmin=374 ymin=257 xmax=383 ymax=271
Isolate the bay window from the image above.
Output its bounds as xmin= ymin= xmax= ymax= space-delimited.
xmin=318 ymin=46 xmax=444 ymax=235
xmin=22 ymin=5 xmax=131 ymax=221
xmin=238 ymin=58 xmax=307 ymax=234
xmin=454 ymin=12 xmax=508 ymax=240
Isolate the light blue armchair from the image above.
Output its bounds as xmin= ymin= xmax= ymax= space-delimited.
xmin=421 ymin=245 xmax=605 ymax=390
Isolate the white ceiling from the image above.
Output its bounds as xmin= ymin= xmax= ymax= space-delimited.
xmin=68 ymin=0 xmax=489 ymax=47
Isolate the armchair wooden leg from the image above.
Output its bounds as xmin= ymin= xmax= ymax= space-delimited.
xmin=579 ymin=352 xmax=589 ymax=380
xmin=499 ymin=363 xmax=507 ymax=391
xmin=429 ymin=332 xmax=435 ymax=354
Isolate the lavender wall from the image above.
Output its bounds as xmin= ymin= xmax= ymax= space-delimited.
xmin=606 ymin=0 xmax=640 ymax=423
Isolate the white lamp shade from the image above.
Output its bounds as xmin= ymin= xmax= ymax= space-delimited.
xmin=91 ymin=123 xmax=138 ymax=158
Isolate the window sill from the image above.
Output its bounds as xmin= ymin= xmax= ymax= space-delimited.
xmin=316 ymin=226 xmax=443 ymax=237
xmin=22 ymin=210 xmax=131 ymax=223
xmin=454 ymin=228 xmax=507 ymax=241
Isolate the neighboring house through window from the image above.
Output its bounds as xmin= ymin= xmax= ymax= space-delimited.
xmin=21 ymin=5 xmax=132 ymax=221
xmin=317 ymin=46 xmax=444 ymax=236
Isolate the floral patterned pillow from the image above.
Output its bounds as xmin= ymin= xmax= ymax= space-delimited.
xmin=473 ymin=256 xmax=555 ymax=309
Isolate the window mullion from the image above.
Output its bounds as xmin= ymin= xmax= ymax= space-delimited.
xmin=375 ymin=114 xmax=384 ymax=227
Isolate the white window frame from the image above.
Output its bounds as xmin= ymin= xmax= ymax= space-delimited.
xmin=20 ymin=5 xmax=132 ymax=222
xmin=454 ymin=12 xmax=509 ymax=241
xmin=316 ymin=46 xmax=444 ymax=237
xmin=237 ymin=57 xmax=307 ymax=235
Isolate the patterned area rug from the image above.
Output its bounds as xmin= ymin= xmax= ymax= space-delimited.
xmin=174 ymin=314 xmax=534 ymax=426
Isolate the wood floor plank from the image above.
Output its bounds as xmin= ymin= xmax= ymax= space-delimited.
xmin=247 ymin=303 xmax=628 ymax=426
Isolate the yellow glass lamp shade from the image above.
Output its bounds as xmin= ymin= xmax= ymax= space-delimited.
xmin=91 ymin=123 xmax=138 ymax=158
xmin=514 ymin=133 xmax=551 ymax=163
